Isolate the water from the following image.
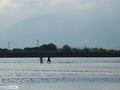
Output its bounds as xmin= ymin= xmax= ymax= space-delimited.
xmin=0 ymin=58 xmax=120 ymax=90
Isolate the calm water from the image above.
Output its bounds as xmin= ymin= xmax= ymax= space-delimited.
xmin=0 ymin=58 xmax=120 ymax=90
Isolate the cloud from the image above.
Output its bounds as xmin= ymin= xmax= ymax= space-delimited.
xmin=0 ymin=0 xmax=97 ymax=14
xmin=0 ymin=0 xmax=10 ymax=9
xmin=0 ymin=0 xmax=35 ymax=11
xmin=50 ymin=0 xmax=62 ymax=5
xmin=76 ymin=2 xmax=96 ymax=10
xmin=0 ymin=0 xmax=119 ymax=28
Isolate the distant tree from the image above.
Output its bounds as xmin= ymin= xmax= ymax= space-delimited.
xmin=89 ymin=48 xmax=99 ymax=53
xmin=71 ymin=48 xmax=78 ymax=53
xmin=39 ymin=43 xmax=57 ymax=52
xmin=47 ymin=43 xmax=57 ymax=52
xmin=83 ymin=47 xmax=90 ymax=52
xmin=62 ymin=45 xmax=71 ymax=52
xmin=24 ymin=47 xmax=33 ymax=51
xmin=99 ymin=48 xmax=106 ymax=53
xmin=39 ymin=44 xmax=47 ymax=52
xmin=12 ymin=48 xmax=22 ymax=52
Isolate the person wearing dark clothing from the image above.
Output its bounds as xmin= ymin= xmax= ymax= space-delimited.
xmin=38 ymin=57 xmax=43 ymax=64
xmin=47 ymin=57 xmax=51 ymax=64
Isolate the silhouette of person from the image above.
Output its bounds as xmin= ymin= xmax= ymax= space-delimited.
xmin=47 ymin=57 xmax=51 ymax=64
xmin=38 ymin=57 xmax=43 ymax=64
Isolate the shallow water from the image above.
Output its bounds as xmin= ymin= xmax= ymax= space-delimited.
xmin=0 ymin=58 xmax=120 ymax=90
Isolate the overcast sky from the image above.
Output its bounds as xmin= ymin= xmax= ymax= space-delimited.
xmin=0 ymin=0 xmax=119 ymax=30
xmin=0 ymin=0 xmax=120 ymax=49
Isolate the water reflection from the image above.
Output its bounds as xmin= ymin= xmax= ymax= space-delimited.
xmin=0 ymin=58 xmax=120 ymax=85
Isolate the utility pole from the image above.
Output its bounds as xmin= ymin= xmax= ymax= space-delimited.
xmin=8 ymin=42 xmax=10 ymax=50
xmin=37 ymin=40 xmax=39 ymax=47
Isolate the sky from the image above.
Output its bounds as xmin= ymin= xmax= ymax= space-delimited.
xmin=0 ymin=0 xmax=120 ymax=49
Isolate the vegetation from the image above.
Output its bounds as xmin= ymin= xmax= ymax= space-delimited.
xmin=0 ymin=43 xmax=120 ymax=57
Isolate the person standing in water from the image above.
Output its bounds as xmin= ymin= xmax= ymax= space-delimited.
xmin=38 ymin=57 xmax=43 ymax=64
xmin=47 ymin=56 xmax=51 ymax=64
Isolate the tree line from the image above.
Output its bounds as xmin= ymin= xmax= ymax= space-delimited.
xmin=0 ymin=43 xmax=120 ymax=57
